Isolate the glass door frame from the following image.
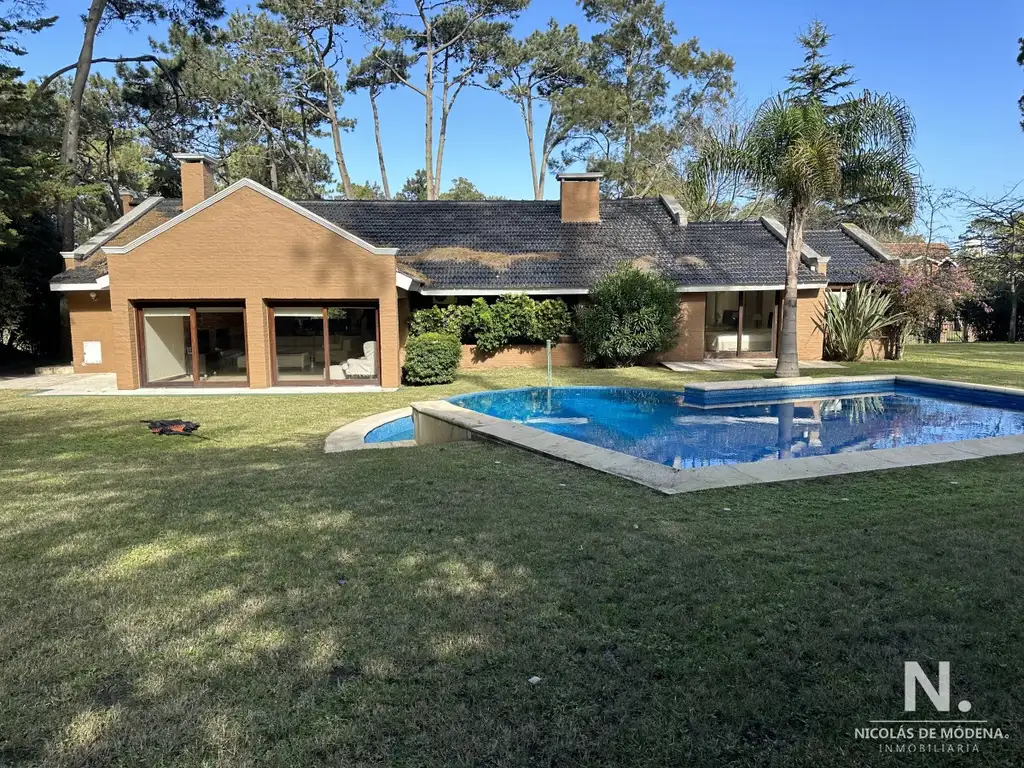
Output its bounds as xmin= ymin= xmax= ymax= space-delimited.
xmin=135 ymin=301 xmax=250 ymax=388
xmin=267 ymin=301 xmax=381 ymax=387
xmin=735 ymin=289 xmax=782 ymax=359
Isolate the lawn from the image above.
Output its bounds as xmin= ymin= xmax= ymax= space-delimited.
xmin=1 ymin=344 xmax=1023 ymax=766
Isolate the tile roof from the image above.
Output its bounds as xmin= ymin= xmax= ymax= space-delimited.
xmin=883 ymin=241 xmax=952 ymax=260
xmin=52 ymin=192 xmax=884 ymax=292
xmin=805 ymin=229 xmax=882 ymax=285
xmin=299 ymin=199 xmax=825 ymax=291
xmin=51 ymin=199 xmax=182 ymax=284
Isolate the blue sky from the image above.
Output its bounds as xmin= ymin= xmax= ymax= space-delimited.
xmin=18 ymin=0 xmax=1024 ymax=235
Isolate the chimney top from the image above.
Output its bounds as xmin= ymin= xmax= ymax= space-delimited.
xmin=172 ymin=152 xmax=219 ymax=166
xmin=556 ymin=172 xmax=604 ymax=182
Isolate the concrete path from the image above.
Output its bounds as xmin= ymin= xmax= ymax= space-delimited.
xmin=0 ymin=372 xmax=394 ymax=396
xmin=661 ymin=359 xmax=845 ymax=372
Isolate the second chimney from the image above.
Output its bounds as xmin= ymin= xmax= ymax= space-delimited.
xmin=557 ymin=172 xmax=604 ymax=223
xmin=172 ymin=153 xmax=218 ymax=210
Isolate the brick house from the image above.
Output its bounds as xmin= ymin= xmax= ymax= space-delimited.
xmin=49 ymin=156 xmax=896 ymax=390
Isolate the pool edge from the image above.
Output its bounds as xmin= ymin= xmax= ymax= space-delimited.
xmin=411 ymin=376 xmax=1024 ymax=494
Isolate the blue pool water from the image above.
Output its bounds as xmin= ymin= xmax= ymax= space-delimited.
xmin=364 ymin=416 xmax=415 ymax=443
xmin=441 ymin=386 xmax=1024 ymax=468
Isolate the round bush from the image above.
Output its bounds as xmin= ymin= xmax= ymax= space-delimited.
xmin=403 ymin=332 xmax=462 ymax=385
xmin=574 ymin=265 xmax=680 ymax=367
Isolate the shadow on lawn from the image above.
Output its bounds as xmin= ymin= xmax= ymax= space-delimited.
xmin=2 ymin=398 xmax=1024 ymax=766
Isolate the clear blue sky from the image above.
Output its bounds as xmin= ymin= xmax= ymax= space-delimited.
xmin=17 ymin=0 xmax=1024 ymax=236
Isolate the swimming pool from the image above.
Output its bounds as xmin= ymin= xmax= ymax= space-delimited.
xmin=439 ymin=384 xmax=1024 ymax=468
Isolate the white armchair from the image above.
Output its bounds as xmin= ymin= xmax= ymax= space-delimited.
xmin=329 ymin=341 xmax=377 ymax=380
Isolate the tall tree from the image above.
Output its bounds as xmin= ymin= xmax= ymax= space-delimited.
xmin=785 ymin=19 xmax=855 ymax=105
xmin=368 ymin=0 xmax=529 ymax=200
xmin=961 ymin=189 xmax=1024 ymax=342
xmin=487 ymin=20 xmax=587 ymax=199
xmin=260 ymin=0 xmax=383 ymax=199
xmin=347 ymin=47 xmax=410 ymax=199
xmin=557 ymin=0 xmax=734 ymax=199
xmin=713 ymin=94 xmax=916 ymax=377
xmin=1018 ymin=37 xmax=1024 ymax=129
xmin=33 ymin=0 xmax=224 ymax=249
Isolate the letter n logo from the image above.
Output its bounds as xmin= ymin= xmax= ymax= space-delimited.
xmin=904 ymin=661 xmax=950 ymax=712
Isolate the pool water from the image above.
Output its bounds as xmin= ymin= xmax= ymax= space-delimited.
xmin=446 ymin=386 xmax=1024 ymax=468
xmin=364 ymin=416 xmax=414 ymax=443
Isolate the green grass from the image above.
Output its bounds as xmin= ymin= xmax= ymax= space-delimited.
xmin=2 ymin=344 xmax=1023 ymax=766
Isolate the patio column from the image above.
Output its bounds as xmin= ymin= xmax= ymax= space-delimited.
xmin=244 ymin=298 xmax=272 ymax=388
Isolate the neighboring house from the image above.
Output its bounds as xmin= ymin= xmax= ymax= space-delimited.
xmin=49 ymin=156 xmax=896 ymax=390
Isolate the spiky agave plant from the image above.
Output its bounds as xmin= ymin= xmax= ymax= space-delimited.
xmin=816 ymin=283 xmax=901 ymax=361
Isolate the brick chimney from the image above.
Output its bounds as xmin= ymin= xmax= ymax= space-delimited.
xmin=119 ymin=187 xmax=138 ymax=215
xmin=557 ymin=172 xmax=603 ymax=223
xmin=172 ymin=153 xmax=218 ymax=210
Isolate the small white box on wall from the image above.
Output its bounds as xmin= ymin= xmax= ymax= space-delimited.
xmin=82 ymin=341 xmax=102 ymax=365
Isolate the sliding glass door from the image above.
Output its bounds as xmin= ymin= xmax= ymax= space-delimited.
xmin=270 ymin=305 xmax=378 ymax=385
xmin=138 ymin=305 xmax=248 ymax=386
xmin=704 ymin=291 xmax=780 ymax=358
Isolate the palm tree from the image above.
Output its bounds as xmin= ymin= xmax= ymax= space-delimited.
xmin=695 ymin=92 xmax=917 ymax=376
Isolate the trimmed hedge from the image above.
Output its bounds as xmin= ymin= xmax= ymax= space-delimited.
xmin=574 ymin=265 xmax=680 ymax=367
xmin=407 ymin=296 xmax=572 ymax=354
xmin=402 ymin=332 xmax=462 ymax=385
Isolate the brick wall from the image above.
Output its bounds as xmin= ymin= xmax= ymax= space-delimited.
xmin=67 ymin=292 xmax=115 ymax=373
xmin=796 ymin=287 xmax=825 ymax=361
xmin=656 ymin=293 xmax=706 ymax=361
xmin=460 ymin=343 xmax=583 ymax=368
xmin=560 ymin=180 xmax=600 ymax=223
xmin=107 ymin=185 xmax=400 ymax=388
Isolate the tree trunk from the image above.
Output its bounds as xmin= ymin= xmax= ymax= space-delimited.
xmin=777 ymin=401 xmax=795 ymax=459
xmin=59 ymin=0 xmax=107 ymax=249
xmin=520 ymin=95 xmax=541 ymax=200
xmin=423 ymin=46 xmax=435 ymax=200
xmin=776 ymin=205 xmax=805 ymax=378
xmin=1009 ymin=273 xmax=1018 ymax=343
xmin=324 ymin=76 xmax=353 ymax=199
xmin=369 ymin=89 xmax=390 ymax=199
xmin=269 ymin=141 xmax=279 ymax=193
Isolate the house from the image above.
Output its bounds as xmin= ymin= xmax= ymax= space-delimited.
xmin=49 ymin=156 xmax=897 ymax=390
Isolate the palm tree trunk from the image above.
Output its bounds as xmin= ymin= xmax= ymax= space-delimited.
xmin=776 ymin=205 xmax=805 ymax=378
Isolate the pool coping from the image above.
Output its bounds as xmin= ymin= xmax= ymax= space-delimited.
xmin=409 ymin=375 xmax=1024 ymax=494
xmin=324 ymin=407 xmax=415 ymax=453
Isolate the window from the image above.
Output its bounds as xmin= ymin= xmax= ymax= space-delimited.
xmin=139 ymin=305 xmax=247 ymax=386
xmin=270 ymin=305 xmax=378 ymax=385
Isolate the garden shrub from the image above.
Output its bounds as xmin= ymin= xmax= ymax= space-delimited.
xmin=402 ymin=332 xmax=462 ymax=385
xmin=407 ymin=304 xmax=466 ymax=339
xmin=814 ymin=283 xmax=899 ymax=362
xmin=574 ymin=265 xmax=680 ymax=367
xmin=407 ymin=295 xmax=572 ymax=354
xmin=533 ymin=299 xmax=572 ymax=341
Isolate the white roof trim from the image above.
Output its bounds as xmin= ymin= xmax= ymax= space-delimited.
xmin=50 ymin=275 xmax=110 ymax=292
xmin=101 ymin=178 xmax=399 ymax=257
xmin=70 ymin=196 xmax=165 ymax=259
xmin=659 ymin=195 xmax=688 ymax=226
xmin=418 ymin=283 xmax=826 ymax=297
xmin=760 ymin=216 xmax=830 ymax=272
xmin=839 ymin=223 xmax=899 ymax=264
xmin=396 ymin=271 xmax=422 ymax=291
xmin=172 ymin=152 xmax=219 ymax=166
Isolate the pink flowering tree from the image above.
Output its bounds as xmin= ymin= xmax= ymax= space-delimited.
xmin=871 ymin=263 xmax=976 ymax=358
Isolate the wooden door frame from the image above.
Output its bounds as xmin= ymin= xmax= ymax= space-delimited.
xmin=268 ymin=302 xmax=382 ymax=387
xmin=136 ymin=302 xmax=250 ymax=388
